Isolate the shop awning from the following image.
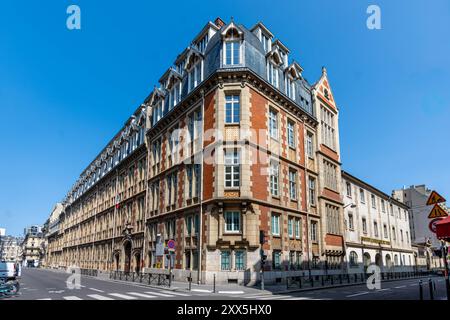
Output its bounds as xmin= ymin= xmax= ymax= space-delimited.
xmin=436 ymin=216 xmax=450 ymax=240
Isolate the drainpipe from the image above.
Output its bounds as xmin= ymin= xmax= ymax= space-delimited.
xmin=301 ymin=115 xmax=312 ymax=279
xmin=197 ymin=89 xmax=205 ymax=284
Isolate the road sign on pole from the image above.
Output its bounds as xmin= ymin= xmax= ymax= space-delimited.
xmin=427 ymin=191 xmax=446 ymax=206
xmin=167 ymin=239 xmax=176 ymax=252
xmin=428 ymin=204 xmax=448 ymax=219
xmin=429 ymin=218 xmax=444 ymax=233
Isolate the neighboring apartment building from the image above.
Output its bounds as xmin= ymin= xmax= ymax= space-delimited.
xmin=21 ymin=226 xmax=45 ymax=267
xmin=44 ymin=203 xmax=64 ymax=268
xmin=392 ymin=185 xmax=449 ymax=269
xmin=58 ymin=105 xmax=148 ymax=272
xmin=0 ymin=236 xmax=23 ymax=262
xmin=49 ymin=17 xmax=346 ymax=284
xmin=342 ymin=171 xmax=415 ymax=273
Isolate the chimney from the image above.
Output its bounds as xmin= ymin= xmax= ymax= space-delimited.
xmin=214 ymin=17 xmax=225 ymax=28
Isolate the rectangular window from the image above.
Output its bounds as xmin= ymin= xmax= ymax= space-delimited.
xmin=373 ymin=221 xmax=378 ymax=237
xmin=269 ymin=109 xmax=278 ymax=139
xmin=320 ymin=105 xmax=336 ymax=149
xmin=225 ymin=95 xmax=240 ymax=124
xmin=348 ymin=213 xmax=354 ymax=230
xmin=360 ymin=188 xmax=365 ymax=203
xmin=289 ymin=170 xmax=297 ymax=200
xmin=308 ymin=177 xmax=316 ymax=206
xmin=383 ymin=224 xmax=388 ymax=238
xmin=362 ymin=218 xmax=367 ymax=234
xmin=323 ymin=160 xmax=337 ymax=191
xmin=224 ymin=211 xmax=240 ymax=233
xmin=295 ymin=219 xmax=301 ymax=239
xmin=186 ymin=166 xmax=193 ymax=198
xmin=381 ymin=199 xmax=386 ymax=212
xmin=288 ymin=217 xmax=293 ymax=238
xmin=310 ymin=221 xmax=318 ymax=242
xmin=235 ymin=250 xmax=245 ymax=271
xmin=273 ymin=251 xmax=281 ymax=269
xmin=268 ymin=62 xmax=279 ymax=88
xmin=287 ymin=120 xmax=295 ymax=148
xmin=326 ymin=204 xmax=340 ymax=235
xmin=346 ymin=182 xmax=352 ymax=197
xmin=224 ymin=150 xmax=240 ymax=188
xmin=225 ymin=41 xmax=240 ymax=65
xmin=221 ymin=251 xmax=231 ymax=270
xmin=371 ymin=194 xmax=376 ymax=208
xmin=186 ymin=216 xmax=192 ymax=235
xmin=306 ymin=132 xmax=314 ymax=158
xmin=271 ymin=214 xmax=280 ymax=236
xmin=270 ymin=161 xmax=279 ymax=196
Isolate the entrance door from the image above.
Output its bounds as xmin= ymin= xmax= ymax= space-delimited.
xmin=135 ymin=253 xmax=141 ymax=274
xmin=124 ymin=242 xmax=132 ymax=273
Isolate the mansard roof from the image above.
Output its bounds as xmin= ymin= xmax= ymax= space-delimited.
xmin=159 ymin=67 xmax=182 ymax=86
xmin=285 ymin=61 xmax=303 ymax=78
xmin=272 ymin=39 xmax=290 ymax=54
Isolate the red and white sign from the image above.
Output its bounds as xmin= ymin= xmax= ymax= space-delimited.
xmin=167 ymin=239 xmax=176 ymax=251
xmin=429 ymin=218 xmax=444 ymax=233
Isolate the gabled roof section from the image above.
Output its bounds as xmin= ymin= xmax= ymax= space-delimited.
xmin=250 ymin=21 xmax=274 ymax=38
xmin=159 ymin=67 xmax=182 ymax=88
xmin=272 ymin=39 xmax=290 ymax=54
xmin=313 ymin=66 xmax=337 ymax=109
xmin=221 ymin=21 xmax=244 ymax=39
xmin=285 ymin=61 xmax=303 ymax=79
xmin=184 ymin=46 xmax=204 ymax=70
xmin=266 ymin=47 xmax=284 ymax=66
xmin=192 ymin=20 xmax=221 ymax=44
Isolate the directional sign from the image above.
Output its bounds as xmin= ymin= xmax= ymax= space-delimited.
xmin=428 ymin=204 xmax=448 ymax=219
xmin=426 ymin=191 xmax=446 ymax=206
xmin=429 ymin=218 xmax=444 ymax=233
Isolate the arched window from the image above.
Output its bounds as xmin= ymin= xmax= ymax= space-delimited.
xmin=349 ymin=251 xmax=358 ymax=267
xmin=385 ymin=254 xmax=392 ymax=268
xmin=394 ymin=254 xmax=399 ymax=266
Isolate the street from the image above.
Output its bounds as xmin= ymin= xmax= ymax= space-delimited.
xmin=2 ymin=268 xmax=447 ymax=300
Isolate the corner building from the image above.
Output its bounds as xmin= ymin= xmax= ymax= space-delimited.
xmin=144 ymin=18 xmax=345 ymax=285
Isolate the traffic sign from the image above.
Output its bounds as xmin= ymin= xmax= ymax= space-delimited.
xmin=167 ymin=239 xmax=176 ymax=251
xmin=426 ymin=191 xmax=446 ymax=206
xmin=428 ymin=204 xmax=448 ymax=219
xmin=429 ymin=218 xmax=444 ymax=233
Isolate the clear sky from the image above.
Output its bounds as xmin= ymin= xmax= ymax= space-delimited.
xmin=1 ymin=0 xmax=449 ymax=236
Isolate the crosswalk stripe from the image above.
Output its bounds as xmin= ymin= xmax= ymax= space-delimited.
xmin=346 ymin=291 xmax=369 ymax=297
xmin=158 ymin=290 xmax=190 ymax=297
xmin=88 ymin=294 xmax=114 ymax=300
xmin=126 ymin=292 xmax=157 ymax=299
xmin=144 ymin=291 xmax=174 ymax=297
xmin=37 ymin=298 xmax=52 ymax=300
xmin=109 ymin=293 xmax=138 ymax=300
xmin=63 ymin=296 xmax=83 ymax=300
xmin=89 ymin=288 xmax=104 ymax=293
xmin=258 ymin=295 xmax=292 ymax=300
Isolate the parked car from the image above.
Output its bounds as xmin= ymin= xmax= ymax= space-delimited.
xmin=0 ymin=262 xmax=20 ymax=297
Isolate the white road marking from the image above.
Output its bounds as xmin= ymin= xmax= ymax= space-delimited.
xmin=394 ymin=285 xmax=406 ymax=289
xmin=258 ymin=295 xmax=292 ymax=300
xmin=283 ymin=297 xmax=317 ymax=300
xmin=346 ymin=291 xmax=370 ymax=298
xmin=144 ymin=291 xmax=174 ymax=297
xmin=37 ymin=298 xmax=52 ymax=300
xmin=63 ymin=296 xmax=83 ymax=300
xmin=89 ymin=288 xmax=104 ymax=293
xmin=375 ymin=288 xmax=391 ymax=292
xmin=109 ymin=293 xmax=138 ymax=300
xmin=218 ymin=290 xmax=244 ymax=294
xmin=410 ymin=284 xmax=419 ymax=286
xmin=190 ymin=289 xmax=211 ymax=293
xmin=243 ymin=294 xmax=272 ymax=299
xmin=126 ymin=292 xmax=157 ymax=299
xmin=158 ymin=290 xmax=190 ymax=296
xmin=88 ymin=294 xmax=114 ymax=300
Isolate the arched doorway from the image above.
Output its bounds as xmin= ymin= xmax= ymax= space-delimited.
xmin=124 ymin=241 xmax=132 ymax=273
xmin=385 ymin=254 xmax=392 ymax=269
xmin=375 ymin=253 xmax=382 ymax=268
xmin=114 ymin=252 xmax=120 ymax=271
xmin=134 ymin=252 xmax=141 ymax=274
xmin=363 ymin=252 xmax=371 ymax=271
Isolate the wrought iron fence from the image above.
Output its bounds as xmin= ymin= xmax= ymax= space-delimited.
xmin=285 ymin=270 xmax=432 ymax=290
xmin=80 ymin=268 xmax=98 ymax=277
xmin=109 ymin=270 xmax=172 ymax=287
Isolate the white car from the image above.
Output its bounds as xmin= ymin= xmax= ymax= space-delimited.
xmin=0 ymin=262 xmax=20 ymax=280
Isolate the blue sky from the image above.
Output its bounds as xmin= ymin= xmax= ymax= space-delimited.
xmin=1 ymin=0 xmax=449 ymax=236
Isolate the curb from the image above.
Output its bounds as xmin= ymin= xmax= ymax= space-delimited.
xmin=269 ymin=275 xmax=439 ymax=295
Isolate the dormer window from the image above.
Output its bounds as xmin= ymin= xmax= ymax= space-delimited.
xmin=262 ymin=34 xmax=271 ymax=52
xmin=286 ymin=77 xmax=295 ymax=100
xmin=188 ymin=61 xmax=202 ymax=93
xmin=222 ymin=23 xmax=243 ymax=66
xmin=197 ymin=33 xmax=209 ymax=53
xmin=268 ymin=61 xmax=279 ymax=88
xmin=152 ymin=100 xmax=163 ymax=125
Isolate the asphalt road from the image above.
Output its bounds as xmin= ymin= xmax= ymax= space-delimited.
xmin=2 ymin=268 xmax=447 ymax=300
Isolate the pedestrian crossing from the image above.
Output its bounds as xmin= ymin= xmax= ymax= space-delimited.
xmin=34 ymin=286 xmax=204 ymax=300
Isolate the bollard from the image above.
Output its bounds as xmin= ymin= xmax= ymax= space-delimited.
xmin=299 ymin=277 xmax=302 ymax=289
xmin=189 ymin=272 xmax=192 ymax=291
xmin=419 ymin=280 xmax=423 ymax=300
xmin=339 ymin=274 xmax=342 ymax=284
xmin=213 ymin=274 xmax=216 ymax=293
xmin=429 ymin=278 xmax=434 ymax=300
xmin=347 ymin=274 xmax=350 ymax=284
xmin=331 ymin=275 xmax=334 ymax=285
xmin=321 ymin=275 xmax=325 ymax=286
xmin=311 ymin=276 xmax=314 ymax=287
xmin=286 ymin=277 xmax=289 ymax=290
